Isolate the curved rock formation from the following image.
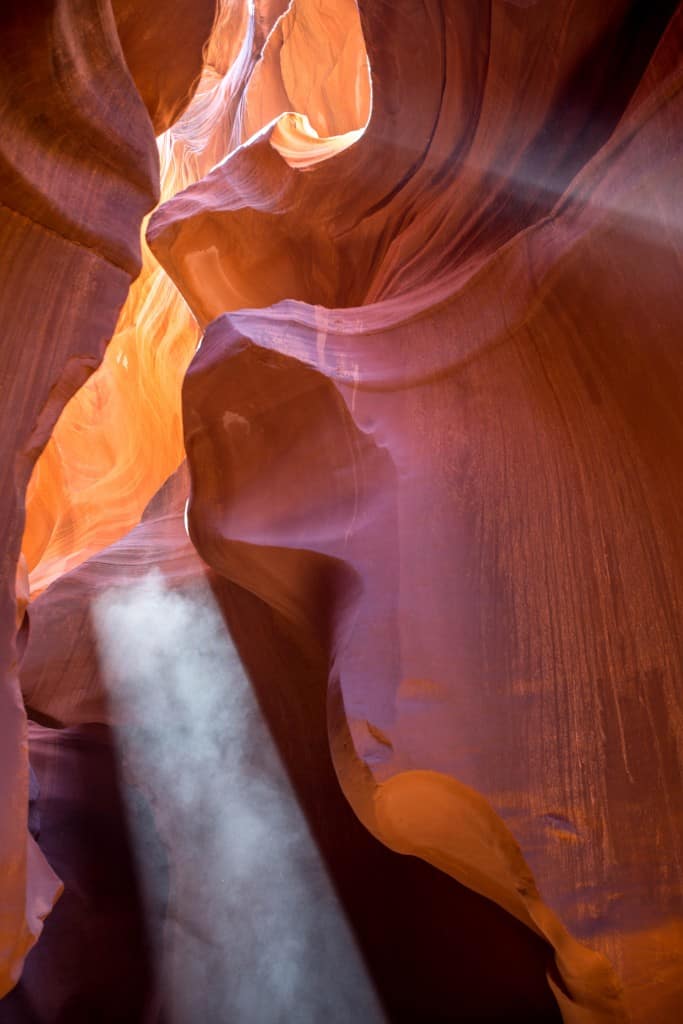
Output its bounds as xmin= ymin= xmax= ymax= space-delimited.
xmin=15 ymin=464 xmax=562 ymax=1022
xmin=21 ymin=0 xmax=249 ymax=596
xmin=3 ymin=1 xmax=682 ymax=1020
xmin=0 ymin=0 xmax=215 ymax=997
xmin=148 ymin=2 xmax=683 ymax=1020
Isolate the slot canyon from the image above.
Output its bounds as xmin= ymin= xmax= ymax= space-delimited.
xmin=1 ymin=1 xmax=682 ymax=1021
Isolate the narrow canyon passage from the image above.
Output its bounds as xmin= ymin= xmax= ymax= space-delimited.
xmin=1 ymin=2 xmax=682 ymax=1021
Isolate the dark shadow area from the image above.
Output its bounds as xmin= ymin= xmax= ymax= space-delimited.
xmin=450 ymin=0 xmax=681 ymax=273
xmin=0 ymin=725 xmax=162 ymax=1024
xmin=210 ymin=573 xmax=563 ymax=1024
xmin=1 ymin=582 xmax=562 ymax=1024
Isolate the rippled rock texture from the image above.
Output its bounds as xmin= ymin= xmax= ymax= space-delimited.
xmin=2 ymin=1 xmax=683 ymax=1021
xmin=0 ymin=0 xmax=215 ymax=996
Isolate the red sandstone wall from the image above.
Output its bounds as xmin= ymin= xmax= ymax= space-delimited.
xmin=2 ymin=2 xmax=682 ymax=1020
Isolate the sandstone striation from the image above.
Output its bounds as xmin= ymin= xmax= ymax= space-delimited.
xmin=0 ymin=0 xmax=215 ymax=996
xmin=150 ymin=2 xmax=683 ymax=1020
xmin=2 ymin=1 xmax=682 ymax=1020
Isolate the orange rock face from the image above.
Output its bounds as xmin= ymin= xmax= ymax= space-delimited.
xmin=0 ymin=0 xmax=215 ymax=997
xmin=150 ymin=3 xmax=683 ymax=1019
xmin=3 ymin=1 xmax=683 ymax=1020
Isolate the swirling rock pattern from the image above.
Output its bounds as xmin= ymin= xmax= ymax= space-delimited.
xmin=2 ymin=1 xmax=683 ymax=1020
xmin=149 ymin=2 xmax=683 ymax=1020
xmin=0 ymin=0 xmax=214 ymax=997
xmin=16 ymin=465 xmax=561 ymax=1020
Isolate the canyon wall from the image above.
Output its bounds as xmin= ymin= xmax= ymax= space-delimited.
xmin=2 ymin=2 xmax=682 ymax=1020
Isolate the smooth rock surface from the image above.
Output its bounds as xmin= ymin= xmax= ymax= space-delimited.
xmin=0 ymin=0 xmax=213 ymax=996
xmin=3 ymin=2 xmax=682 ymax=1020
xmin=150 ymin=3 xmax=683 ymax=1020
